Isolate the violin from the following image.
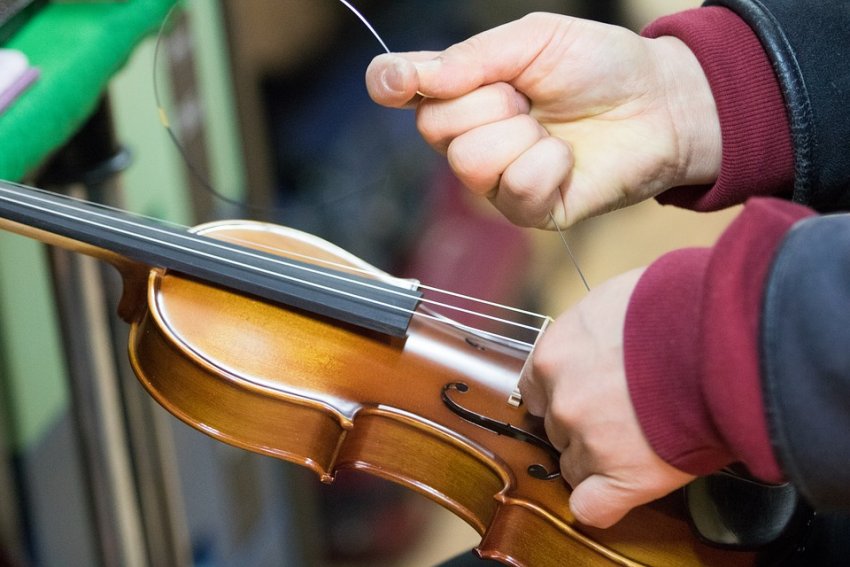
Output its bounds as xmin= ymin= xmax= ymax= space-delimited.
xmin=0 ymin=179 xmax=790 ymax=566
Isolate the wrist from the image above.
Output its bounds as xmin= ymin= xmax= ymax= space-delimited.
xmin=648 ymin=35 xmax=722 ymax=189
xmin=644 ymin=6 xmax=794 ymax=210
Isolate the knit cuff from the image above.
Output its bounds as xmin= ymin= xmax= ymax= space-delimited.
xmin=643 ymin=6 xmax=794 ymax=210
xmin=625 ymin=198 xmax=813 ymax=480
xmin=625 ymin=247 xmax=733 ymax=475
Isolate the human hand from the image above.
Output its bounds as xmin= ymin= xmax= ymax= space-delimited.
xmin=519 ymin=268 xmax=695 ymax=528
xmin=366 ymin=12 xmax=721 ymax=228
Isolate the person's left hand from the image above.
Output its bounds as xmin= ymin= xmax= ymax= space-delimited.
xmin=520 ymin=268 xmax=695 ymax=528
xmin=365 ymin=13 xmax=721 ymax=229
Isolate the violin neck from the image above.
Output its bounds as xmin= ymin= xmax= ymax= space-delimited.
xmin=0 ymin=180 xmax=420 ymax=337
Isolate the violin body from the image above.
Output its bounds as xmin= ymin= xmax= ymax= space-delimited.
xmin=127 ymin=220 xmax=756 ymax=567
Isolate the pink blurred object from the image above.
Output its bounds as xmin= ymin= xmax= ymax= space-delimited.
xmin=0 ymin=48 xmax=39 ymax=114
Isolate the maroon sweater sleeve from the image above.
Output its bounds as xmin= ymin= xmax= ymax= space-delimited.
xmin=625 ymin=8 xmax=804 ymax=481
xmin=643 ymin=6 xmax=794 ymax=209
xmin=626 ymin=199 xmax=813 ymax=482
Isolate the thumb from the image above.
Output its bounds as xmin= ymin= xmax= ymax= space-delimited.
xmin=365 ymin=53 xmax=426 ymax=108
xmin=413 ymin=13 xmax=562 ymax=99
xmin=569 ymin=475 xmax=634 ymax=529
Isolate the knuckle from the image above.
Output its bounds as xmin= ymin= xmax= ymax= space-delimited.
xmin=570 ymin=495 xmax=605 ymax=527
xmin=489 ymin=82 xmax=525 ymax=118
xmin=548 ymin=394 xmax=578 ymax=428
xmin=500 ymin=166 xmax=547 ymax=209
xmin=448 ymin=36 xmax=488 ymax=74
xmin=446 ymin=140 xmax=492 ymax=189
xmin=570 ymin=483 xmax=618 ymax=528
xmin=531 ymin=345 xmax=558 ymax=382
xmin=547 ymin=135 xmax=574 ymax=164
xmin=415 ymin=104 xmax=450 ymax=150
xmin=511 ymin=113 xmax=543 ymax=135
xmin=558 ymin=458 xmax=582 ymax=489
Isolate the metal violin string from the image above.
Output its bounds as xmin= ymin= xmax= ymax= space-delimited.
xmin=336 ymin=0 xmax=591 ymax=294
xmin=549 ymin=209 xmax=590 ymax=292
xmin=337 ymin=0 xmax=391 ymax=53
xmin=152 ymin=3 xmax=236 ymax=210
xmin=147 ymin=1 xmax=588 ymax=351
xmin=152 ymin=3 xmax=383 ymax=218
xmin=0 ymin=181 xmax=546 ymax=349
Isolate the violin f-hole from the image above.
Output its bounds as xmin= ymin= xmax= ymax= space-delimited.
xmin=440 ymin=382 xmax=561 ymax=480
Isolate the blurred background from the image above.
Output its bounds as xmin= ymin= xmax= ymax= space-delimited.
xmin=0 ymin=0 xmax=743 ymax=566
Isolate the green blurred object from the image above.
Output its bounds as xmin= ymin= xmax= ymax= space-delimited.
xmin=0 ymin=0 xmax=178 ymax=451
xmin=0 ymin=0 xmax=177 ymax=181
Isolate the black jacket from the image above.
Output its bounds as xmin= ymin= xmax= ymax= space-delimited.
xmin=707 ymin=0 xmax=850 ymax=510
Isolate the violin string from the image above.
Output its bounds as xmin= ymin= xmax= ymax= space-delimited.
xmin=0 ymin=183 xmax=545 ymax=341
xmin=153 ymin=3 xmax=232 ymax=210
xmin=0 ymin=191 xmax=534 ymax=349
xmin=549 ymin=210 xmax=590 ymax=292
xmin=151 ymin=2 xmax=402 ymax=217
xmin=340 ymin=0 xmax=590 ymax=293
xmin=210 ymin=232 xmax=547 ymax=319
xmin=337 ymin=0 xmax=391 ymax=53
xmin=161 ymin=0 xmax=566 ymax=329
xmin=146 ymin=2 xmax=564 ymax=343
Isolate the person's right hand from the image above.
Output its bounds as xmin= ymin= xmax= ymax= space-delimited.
xmin=366 ymin=12 xmax=722 ymax=228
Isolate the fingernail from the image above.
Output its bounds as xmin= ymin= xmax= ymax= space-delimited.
xmin=380 ymin=58 xmax=407 ymax=94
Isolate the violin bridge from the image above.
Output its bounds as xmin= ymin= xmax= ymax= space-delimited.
xmin=507 ymin=388 xmax=523 ymax=408
xmin=508 ymin=315 xmax=552 ymax=407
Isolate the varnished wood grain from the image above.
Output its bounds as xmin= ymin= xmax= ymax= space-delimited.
xmin=126 ymin=221 xmax=758 ymax=567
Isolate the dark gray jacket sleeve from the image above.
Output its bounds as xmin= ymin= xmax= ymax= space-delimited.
xmin=762 ymin=215 xmax=850 ymax=509
xmin=701 ymin=1 xmax=850 ymax=509
xmin=705 ymin=0 xmax=850 ymax=211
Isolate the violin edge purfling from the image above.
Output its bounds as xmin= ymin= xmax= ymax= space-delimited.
xmin=0 ymin=179 xmax=761 ymax=567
